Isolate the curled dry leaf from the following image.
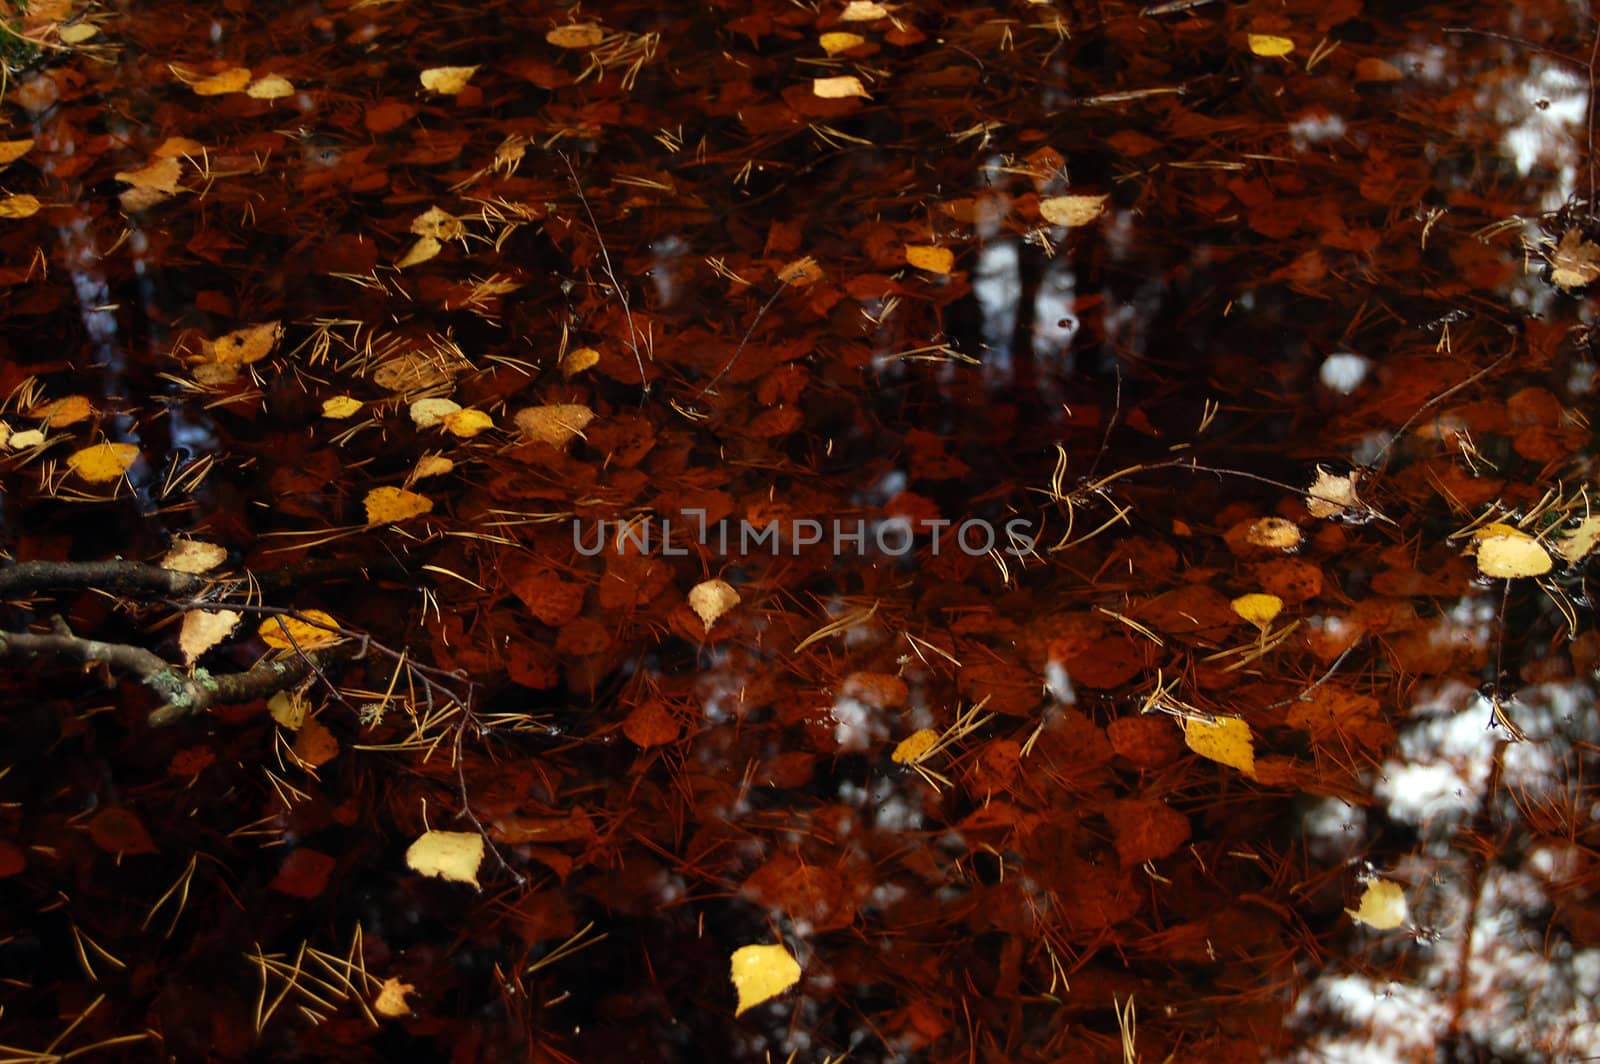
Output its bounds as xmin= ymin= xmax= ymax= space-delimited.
xmin=1348 ymin=877 xmax=1408 ymax=930
xmin=405 ymin=829 xmax=484 ymax=887
xmin=258 ymin=609 xmax=341 ymax=650
xmin=730 ymin=943 xmax=801 ymax=1016
xmin=688 ymin=578 xmax=740 ymax=631
xmin=66 ymin=442 xmax=139 ymax=483
xmin=180 ymin=609 xmax=242 ymax=664
xmin=365 ymin=486 xmax=434 ymax=526
xmin=160 ymin=538 xmax=228 ymax=574
xmin=515 ymin=404 xmax=595 ymax=447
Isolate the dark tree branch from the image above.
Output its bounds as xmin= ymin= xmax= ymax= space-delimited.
xmin=0 ymin=555 xmax=413 ymax=601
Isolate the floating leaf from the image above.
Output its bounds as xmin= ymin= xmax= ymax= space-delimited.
xmin=322 ymin=395 xmax=363 ymax=419
xmin=204 ymin=321 xmax=283 ymax=365
xmin=1347 ymin=878 xmax=1408 ymax=930
xmin=688 ymin=578 xmax=740 ymax=631
xmin=0 ymin=139 xmax=34 ymax=165
xmin=247 ymin=74 xmax=295 ymax=99
xmin=840 ymin=0 xmax=891 ymax=20
xmin=396 ymin=236 xmax=442 ymax=269
xmin=905 ymin=245 xmax=954 ymax=274
xmin=0 ymin=194 xmax=42 ymax=218
xmin=1245 ymin=516 xmax=1302 ymax=550
xmin=191 ymin=67 xmax=253 ymax=96
xmin=365 ymin=486 xmax=434 ymax=526
xmin=180 ymin=609 xmax=241 ymax=664
xmin=820 ymin=32 xmax=866 ymax=55
xmin=1473 ymin=527 xmax=1552 ymax=578
xmin=442 ymin=409 xmax=494 ymax=438
xmin=410 ymin=454 xmax=455 ymax=482
xmin=410 ymin=397 xmax=462 ymax=428
xmin=1304 ymin=466 xmax=1360 ymax=519
xmin=405 ymin=829 xmax=484 ymax=887
xmin=813 ymin=75 xmax=869 ymax=99
xmin=411 ymin=205 xmax=465 ymax=241
xmin=1549 ymin=229 xmax=1600 ymax=290
xmin=1230 ymin=593 xmax=1283 ymax=631
xmin=259 ymin=609 xmax=341 ymax=650
xmin=777 ymin=256 xmax=824 ymax=286
xmin=515 ymin=404 xmax=595 ymax=447
xmin=1555 ymin=516 xmax=1600 ymax=563
xmin=269 ymin=690 xmax=308 ymax=729
xmin=730 ymin=943 xmax=801 ymax=1016
xmin=547 ymin=24 xmax=605 ymax=48
xmin=622 ymin=700 xmax=681 ymax=748
xmin=160 ymin=539 xmax=227 ymax=574
xmin=1183 ymin=716 xmax=1256 ymax=778
xmin=1247 ymin=34 xmax=1294 ymax=57
xmin=560 ymin=346 xmax=600 ymax=378
xmin=420 ymin=65 xmax=479 ymax=95
xmin=29 ymin=394 xmax=93 ymax=427
xmin=88 ymin=807 xmax=158 ymax=856
xmin=66 ymin=441 xmax=139 ymax=483
xmin=1039 ymin=194 xmax=1107 ymax=227
xmin=891 ymin=729 xmax=938 ymax=764
xmin=373 ymin=977 xmax=415 ymax=1018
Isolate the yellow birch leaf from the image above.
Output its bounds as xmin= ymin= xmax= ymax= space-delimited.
xmin=411 ymin=205 xmax=464 ymax=241
xmin=1474 ymin=530 xmax=1552 ymax=578
xmin=0 ymin=140 xmax=34 ymax=165
xmin=1245 ymin=517 xmax=1302 ymax=550
xmin=364 ymin=486 xmax=433 ymax=526
xmin=1039 ymin=194 xmax=1107 ymax=227
xmin=29 ymin=395 xmax=93 ymax=427
xmin=420 ymin=66 xmax=478 ymax=95
xmin=410 ymin=397 xmax=461 ymax=428
xmin=409 ymin=454 xmax=455 ymax=482
xmin=820 ymin=32 xmax=866 ymax=55
xmin=115 ymin=156 xmax=183 ymax=193
xmin=153 ymin=136 xmax=205 ymax=157
xmin=546 ymin=24 xmax=605 ymax=48
xmin=892 ymin=729 xmax=938 ymax=764
xmin=67 ymin=442 xmax=139 ymax=483
xmin=192 ymin=67 xmax=253 ymax=96
xmin=373 ymin=977 xmax=414 ymax=1018
xmin=1247 ymin=34 xmax=1294 ymax=57
xmin=1305 ymin=465 xmax=1360 ymax=519
xmin=905 ymin=245 xmax=954 ymax=274
xmin=180 ymin=609 xmax=241 ymax=665
xmin=0 ymin=194 xmax=41 ymax=218
xmin=776 ymin=256 xmax=824 ymax=286
xmin=160 ymin=539 xmax=228 ymax=574
xmin=322 ymin=395 xmax=363 ymax=419
xmin=514 ymin=403 xmax=595 ymax=447
xmin=258 ymin=609 xmax=340 ymax=650
xmin=1555 ymin=516 xmax=1600 ymax=564
xmin=8 ymin=428 xmax=45 ymax=450
xmin=396 ymin=236 xmax=441 ymax=269
xmin=812 ymin=75 xmax=869 ymax=99
xmin=560 ymin=346 xmax=600 ymax=378
xmin=1231 ymin=593 xmax=1283 ymax=630
xmin=688 ymin=578 xmax=740 ymax=632
xmin=1347 ymin=878 xmax=1408 ymax=930
xmin=269 ymin=690 xmax=307 ymax=729
xmin=1549 ymin=229 xmax=1600 ymax=290
xmin=247 ymin=74 xmax=295 ymax=99
xmin=58 ymin=23 xmax=99 ymax=44
xmin=1183 ymin=716 xmax=1256 ymax=778
xmin=840 ymin=0 xmax=891 ymax=20
xmin=405 ymin=829 xmax=484 ymax=887
xmin=442 ymin=409 xmax=494 ymax=438
xmin=730 ymin=943 xmax=801 ymax=1016
xmin=204 ymin=321 xmax=283 ymax=365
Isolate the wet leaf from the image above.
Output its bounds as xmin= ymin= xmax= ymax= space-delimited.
xmin=405 ymin=829 xmax=484 ymax=887
xmin=247 ymin=74 xmax=295 ymax=99
xmin=203 ymin=321 xmax=283 ymax=366
xmin=514 ymin=403 xmax=595 ymax=447
xmin=258 ymin=610 xmax=341 ymax=650
xmin=1039 ymin=194 xmax=1107 ymax=226
xmin=1231 ymin=592 xmax=1283 ymax=630
xmin=1473 ymin=527 xmax=1552 ymax=578
xmin=0 ymin=140 xmax=33 ymax=165
xmin=688 ymin=578 xmax=740 ymax=631
xmin=88 ymin=807 xmax=157 ymax=856
xmin=813 ymin=75 xmax=869 ymax=99
xmin=29 ymin=394 xmax=93 ymax=427
xmin=730 ymin=942 xmax=801 ymax=1015
xmin=1305 ymin=466 xmax=1361 ymax=519
xmin=160 ymin=539 xmax=227 ymax=573
xmin=1549 ymin=229 xmax=1600 ymax=290
xmin=180 ymin=608 xmax=241 ymax=664
xmin=1183 ymin=716 xmax=1256 ymax=778
xmin=321 ymin=395 xmax=363 ymax=419
xmin=891 ymin=729 xmax=938 ymax=764
xmin=1347 ymin=878 xmax=1408 ymax=930
xmin=547 ymin=24 xmax=605 ymax=48
xmin=0 ymin=194 xmax=42 ymax=218
xmin=420 ymin=65 xmax=479 ymax=94
xmin=189 ymin=67 xmax=253 ymax=96
xmin=819 ymin=32 xmax=866 ymax=55
xmin=905 ymin=245 xmax=954 ymax=273
xmin=1247 ymin=34 xmax=1294 ymax=57
xmin=560 ymin=346 xmax=600 ymax=378
xmin=373 ymin=977 xmax=414 ymax=1018
xmin=66 ymin=442 xmax=139 ymax=483
xmin=365 ymin=486 xmax=434 ymax=525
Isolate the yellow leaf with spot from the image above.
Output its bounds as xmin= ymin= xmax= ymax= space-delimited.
xmin=905 ymin=245 xmax=954 ymax=274
xmin=420 ymin=66 xmax=478 ymax=95
xmin=1183 ymin=716 xmax=1256 ymax=778
xmin=1039 ymin=194 xmax=1107 ymax=227
xmin=892 ymin=729 xmax=938 ymax=765
xmin=1231 ymin=593 xmax=1282 ymax=631
xmin=813 ymin=75 xmax=869 ymax=99
xmin=1348 ymin=877 xmax=1408 ymax=930
xmin=322 ymin=395 xmax=363 ymax=419
xmin=258 ymin=609 xmax=341 ymax=650
xmin=67 ymin=442 xmax=139 ymax=483
xmin=1247 ymin=34 xmax=1294 ymax=57
xmin=204 ymin=321 xmax=283 ymax=365
xmin=365 ymin=486 xmax=434 ymax=526
xmin=730 ymin=943 xmax=801 ymax=1016
xmin=405 ymin=829 xmax=484 ymax=887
